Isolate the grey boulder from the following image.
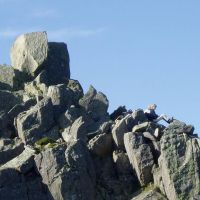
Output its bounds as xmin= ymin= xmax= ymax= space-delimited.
xmin=0 ymin=146 xmax=50 ymax=200
xmin=47 ymin=84 xmax=73 ymax=118
xmin=61 ymin=116 xmax=87 ymax=143
xmin=124 ymin=132 xmax=154 ymax=186
xmin=131 ymin=109 xmax=148 ymax=124
xmin=113 ymin=150 xmax=139 ymax=195
xmin=16 ymin=98 xmax=55 ymax=144
xmin=11 ymin=32 xmax=48 ymax=77
xmin=79 ymin=85 xmax=109 ymax=121
xmin=88 ymin=133 xmax=112 ymax=157
xmin=35 ymin=140 xmax=96 ymax=200
xmin=10 ymin=32 xmax=71 ymax=85
xmin=154 ymin=120 xmax=200 ymax=200
xmin=112 ymin=117 xmax=129 ymax=148
xmin=44 ymin=42 xmax=70 ymax=85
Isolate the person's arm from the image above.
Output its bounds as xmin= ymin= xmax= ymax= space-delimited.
xmin=152 ymin=111 xmax=159 ymax=119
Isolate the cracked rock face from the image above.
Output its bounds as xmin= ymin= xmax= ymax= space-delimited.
xmin=154 ymin=120 xmax=200 ymax=200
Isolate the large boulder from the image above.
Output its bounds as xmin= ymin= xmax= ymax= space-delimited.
xmin=113 ymin=150 xmax=139 ymax=195
xmin=61 ymin=116 xmax=87 ymax=143
xmin=35 ymin=141 xmax=96 ymax=200
xmin=79 ymin=85 xmax=109 ymax=121
xmin=11 ymin=32 xmax=71 ymax=85
xmin=154 ymin=120 xmax=200 ymax=200
xmin=88 ymin=133 xmax=112 ymax=157
xmin=0 ymin=146 xmax=50 ymax=200
xmin=112 ymin=117 xmax=129 ymax=148
xmin=0 ymin=167 xmax=51 ymax=200
xmin=44 ymin=42 xmax=70 ymax=85
xmin=131 ymin=109 xmax=148 ymax=124
xmin=11 ymin=32 xmax=48 ymax=77
xmin=16 ymin=98 xmax=55 ymax=144
xmin=124 ymin=132 xmax=154 ymax=186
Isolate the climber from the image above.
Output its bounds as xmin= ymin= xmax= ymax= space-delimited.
xmin=144 ymin=104 xmax=173 ymax=124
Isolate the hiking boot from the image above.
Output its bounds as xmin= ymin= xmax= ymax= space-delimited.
xmin=167 ymin=117 xmax=174 ymax=123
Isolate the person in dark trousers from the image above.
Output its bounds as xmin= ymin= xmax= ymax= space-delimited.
xmin=144 ymin=104 xmax=173 ymax=123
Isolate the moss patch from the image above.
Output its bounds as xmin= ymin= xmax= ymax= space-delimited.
xmin=34 ymin=137 xmax=57 ymax=152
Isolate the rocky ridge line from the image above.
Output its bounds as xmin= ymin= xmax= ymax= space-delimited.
xmin=0 ymin=31 xmax=199 ymax=200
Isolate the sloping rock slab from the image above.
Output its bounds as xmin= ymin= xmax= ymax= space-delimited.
xmin=0 ymin=146 xmax=35 ymax=174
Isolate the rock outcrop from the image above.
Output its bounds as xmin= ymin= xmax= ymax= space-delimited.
xmin=0 ymin=31 xmax=200 ymax=200
xmin=10 ymin=32 xmax=70 ymax=86
xmin=153 ymin=120 xmax=200 ymax=200
xmin=124 ymin=132 xmax=155 ymax=186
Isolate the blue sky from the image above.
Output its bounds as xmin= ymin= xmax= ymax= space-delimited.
xmin=0 ymin=0 xmax=200 ymax=133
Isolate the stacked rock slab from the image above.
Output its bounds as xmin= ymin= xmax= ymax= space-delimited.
xmin=124 ymin=132 xmax=154 ymax=186
xmin=11 ymin=31 xmax=70 ymax=86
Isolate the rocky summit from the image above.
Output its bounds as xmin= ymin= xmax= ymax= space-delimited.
xmin=0 ymin=31 xmax=199 ymax=200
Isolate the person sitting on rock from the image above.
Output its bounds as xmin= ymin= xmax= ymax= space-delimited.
xmin=144 ymin=104 xmax=173 ymax=124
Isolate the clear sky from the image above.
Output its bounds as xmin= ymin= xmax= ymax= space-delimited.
xmin=0 ymin=0 xmax=200 ymax=134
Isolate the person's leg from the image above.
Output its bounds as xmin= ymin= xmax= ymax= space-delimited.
xmin=154 ymin=114 xmax=172 ymax=123
xmin=153 ymin=115 xmax=165 ymax=122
